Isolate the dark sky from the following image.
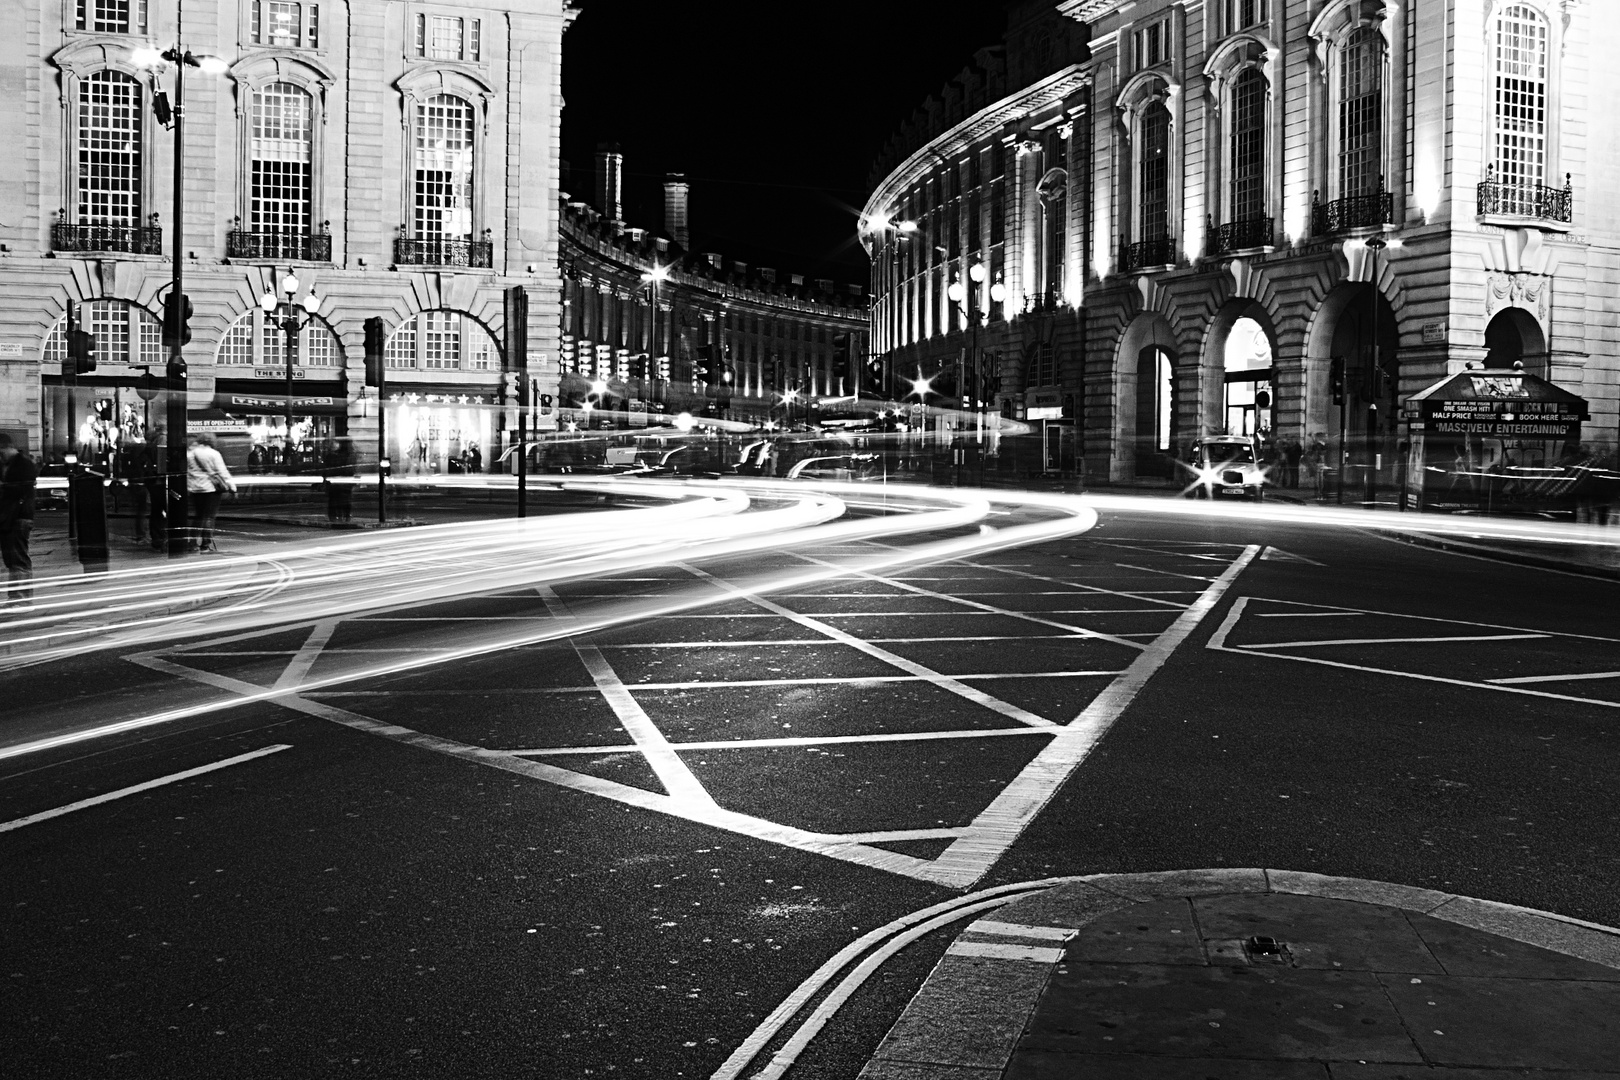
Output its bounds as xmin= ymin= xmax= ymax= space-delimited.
xmin=560 ymin=0 xmax=1021 ymax=288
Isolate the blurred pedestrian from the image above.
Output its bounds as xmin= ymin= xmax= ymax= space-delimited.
xmin=186 ymin=432 xmax=236 ymax=552
xmin=466 ymin=443 xmax=482 ymax=473
xmin=323 ymin=438 xmax=355 ymax=523
xmin=0 ymin=432 xmax=37 ymax=611
xmin=1284 ymin=436 xmax=1303 ymax=488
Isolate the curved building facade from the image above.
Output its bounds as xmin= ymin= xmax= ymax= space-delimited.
xmin=865 ymin=0 xmax=1620 ymax=486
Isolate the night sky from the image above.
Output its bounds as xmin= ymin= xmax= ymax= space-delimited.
xmin=560 ymin=0 xmax=1022 ymax=288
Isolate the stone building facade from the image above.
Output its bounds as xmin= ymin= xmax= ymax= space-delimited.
xmin=558 ymin=149 xmax=869 ymax=429
xmin=864 ymin=0 xmax=1618 ymax=485
xmin=0 ymin=0 xmax=574 ymax=476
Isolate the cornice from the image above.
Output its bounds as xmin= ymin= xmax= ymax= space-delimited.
xmin=863 ymin=64 xmax=1091 ymax=224
xmin=1057 ymin=0 xmax=1126 ymax=21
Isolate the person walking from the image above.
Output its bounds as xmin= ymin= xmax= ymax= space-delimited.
xmin=185 ymin=432 xmax=236 ymax=552
xmin=1284 ymin=436 xmax=1304 ymax=488
xmin=0 ymin=433 xmax=38 ymax=611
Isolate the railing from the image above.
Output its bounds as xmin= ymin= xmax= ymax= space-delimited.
xmin=1119 ymin=235 xmax=1176 ymax=272
xmin=1209 ymin=214 xmax=1274 ymax=255
xmin=1022 ymin=288 xmax=1063 ymax=315
xmin=1476 ymin=170 xmax=1573 ymax=223
xmin=1312 ymin=188 xmax=1394 ymax=235
xmin=226 ymin=228 xmax=332 ymax=262
xmin=51 ymin=219 xmax=163 ymax=255
xmin=394 ymin=234 xmax=493 ymax=268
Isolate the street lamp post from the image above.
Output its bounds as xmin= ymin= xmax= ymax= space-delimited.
xmin=133 ymin=43 xmax=229 ymax=556
xmin=946 ymin=264 xmax=1006 ymax=485
xmin=260 ymin=272 xmax=322 ymax=474
xmin=1363 ymin=234 xmax=1389 ymax=508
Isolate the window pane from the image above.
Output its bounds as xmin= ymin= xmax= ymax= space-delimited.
xmin=92 ymin=0 xmax=131 ymax=33
xmin=302 ymin=323 xmax=338 ymax=367
xmin=251 ymin=83 xmax=313 ymax=233
xmin=414 ymin=95 xmax=476 ymax=239
xmin=89 ymin=300 xmax=129 ymax=363
xmin=428 ymin=15 xmax=463 ymax=60
xmin=217 ymin=315 xmax=255 ymax=367
xmin=385 ymin=322 xmax=417 ymax=369
xmin=1338 ymin=30 xmax=1383 ymax=196
xmin=1141 ymin=103 xmax=1170 ymax=240
xmin=265 ymin=1 xmax=300 ymax=47
xmin=1493 ymin=4 xmax=1547 ymax=208
xmin=78 ymin=71 xmax=142 ymax=226
xmin=1229 ymin=70 xmax=1266 ymax=221
xmin=470 ymin=19 xmax=481 ymax=62
xmin=423 ymin=311 xmax=460 ymax=370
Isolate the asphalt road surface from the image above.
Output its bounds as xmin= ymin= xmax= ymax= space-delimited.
xmin=3 ymin=485 xmax=1617 ymax=1079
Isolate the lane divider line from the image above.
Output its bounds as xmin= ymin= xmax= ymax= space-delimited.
xmin=0 ymin=744 xmax=292 ymax=834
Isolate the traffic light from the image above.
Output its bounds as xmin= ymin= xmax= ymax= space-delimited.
xmin=1330 ymin=356 xmax=1346 ymax=405
xmin=505 ymin=370 xmax=528 ymax=405
xmin=832 ymin=334 xmax=852 ymax=390
xmin=363 ymin=317 xmax=386 ymax=387
xmin=67 ymin=328 xmax=95 ymax=374
xmin=628 ymin=355 xmax=647 ymax=380
xmin=161 ymin=291 xmax=192 ymax=349
xmin=697 ymin=344 xmax=721 ymax=386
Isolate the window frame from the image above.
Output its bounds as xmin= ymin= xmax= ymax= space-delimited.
xmin=381 ymin=310 xmax=499 ymax=373
xmin=51 ymin=49 xmax=159 ymax=234
xmin=42 ymin=300 xmax=162 ymax=369
xmin=72 ymin=0 xmax=147 ymax=35
xmin=1203 ymin=33 xmax=1280 ymax=241
xmin=230 ymin=55 xmax=335 ymax=255
xmin=1116 ymin=69 xmax=1183 ymax=267
xmin=214 ymin=308 xmax=344 ymax=370
xmin=410 ymin=7 xmax=484 ymax=64
xmin=1485 ymin=1 xmax=1562 ymax=214
xmin=396 ymin=68 xmax=494 ymax=253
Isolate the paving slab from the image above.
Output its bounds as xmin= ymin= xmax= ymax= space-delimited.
xmin=1065 ymin=899 xmax=1206 ymax=966
xmin=1407 ymin=910 xmax=1620 ymax=980
xmin=1379 ymin=972 xmax=1620 ymax=1070
xmin=1192 ymin=893 xmax=1446 ymax=974
xmin=1020 ymin=964 xmax=1421 ymax=1062
xmin=1329 ymin=1066 xmax=1620 ymax=1080
xmin=1008 ymin=1051 xmax=1330 ymax=1078
xmin=863 ymin=954 xmax=1051 ymax=1072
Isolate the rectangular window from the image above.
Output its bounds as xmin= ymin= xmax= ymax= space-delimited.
xmin=968 ymin=153 xmax=980 ymax=189
xmin=1229 ymin=71 xmax=1267 ymax=221
xmin=1338 ymin=32 xmax=1383 ymax=197
xmin=78 ymin=71 xmax=142 ymax=226
xmin=1140 ymin=105 xmax=1170 ymax=240
xmin=417 ymin=13 xmax=480 ymax=61
xmin=1135 ymin=17 xmax=1171 ymax=69
xmin=1223 ymin=0 xmax=1268 ymax=35
xmin=423 ymin=311 xmax=461 ymax=370
xmin=266 ymin=1 xmax=300 ymax=46
xmin=218 ymin=318 xmax=255 ymax=366
xmin=250 ymin=83 xmax=313 ymax=234
xmin=385 ymin=322 xmax=417 ymax=369
xmin=302 ymin=324 xmax=337 ymax=367
xmin=990 ymin=185 xmax=1004 ymax=244
xmin=968 ymin=192 xmax=981 ymax=252
xmin=1493 ymin=6 xmax=1548 ymax=209
xmin=414 ymin=95 xmax=476 ymax=239
xmin=89 ymin=300 xmax=130 ymax=362
xmin=81 ymin=0 xmax=144 ymax=34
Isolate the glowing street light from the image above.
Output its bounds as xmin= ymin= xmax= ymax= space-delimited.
xmin=910 ymin=375 xmax=932 ymax=399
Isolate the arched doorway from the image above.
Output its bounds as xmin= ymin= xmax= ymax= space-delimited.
xmin=1327 ymin=284 xmax=1400 ymax=487
xmin=1115 ymin=311 xmax=1178 ymax=481
xmin=1222 ymin=316 xmax=1274 ymax=440
xmin=1482 ymin=308 xmax=1547 ymax=377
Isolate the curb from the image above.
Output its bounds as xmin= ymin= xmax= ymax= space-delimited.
xmin=1379 ymin=527 xmax=1620 ymax=582
xmin=853 ymin=869 xmax=1620 ymax=1080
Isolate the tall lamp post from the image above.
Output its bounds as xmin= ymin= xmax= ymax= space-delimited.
xmin=642 ymin=264 xmax=669 ymax=384
xmin=1362 ymin=234 xmax=1389 ymax=507
xmin=133 ymin=43 xmax=229 ymax=556
xmin=861 ymin=213 xmax=917 ymax=405
xmin=260 ymin=271 xmax=322 ymax=473
xmin=946 ymin=263 xmax=1007 ymax=483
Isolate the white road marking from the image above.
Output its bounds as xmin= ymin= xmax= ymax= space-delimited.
xmin=1240 ymin=633 xmax=1550 ymax=650
xmin=0 ymin=744 xmax=292 ymax=834
xmin=610 ymin=670 xmax=1125 ymax=692
xmin=679 ymin=566 xmax=1062 ymax=730
xmin=921 ymin=545 xmax=1263 ymax=888
xmin=945 ymin=941 xmax=1065 ymax=962
xmin=966 ymin=919 xmax=1074 ymax=941
xmin=536 ymin=586 xmax=715 ymax=807
xmin=273 ymin=620 xmax=339 ymax=690
xmin=1490 ymin=670 xmax=1620 ymax=685
xmin=1114 ymin=562 xmax=1218 ymax=582
xmin=838 ymin=827 xmax=965 ymax=842
xmin=1258 ymin=547 xmax=1327 ymax=566
xmin=509 ymin=727 xmax=1055 ymax=756
xmin=1256 ymin=612 xmax=1368 ymax=618
xmin=1227 ymin=596 xmax=1620 ymax=644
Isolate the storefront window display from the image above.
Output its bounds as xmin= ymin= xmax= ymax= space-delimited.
xmin=388 ymin=393 xmax=492 ymax=474
xmin=240 ymin=414 xmax=340 ymax=474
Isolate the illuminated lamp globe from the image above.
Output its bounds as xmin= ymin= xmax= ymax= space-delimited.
xmin=968 ymin=263 xmax=987 ymax=283
xmin=281 ymin=272 xmax=300 ymax=297
xmin=259 ymin=291 xmax=278 ymax=313
xmin=946 ymin=280 xmax=965 ymax=303
xmin=989 ymin=282 xmax=1007 ymax=303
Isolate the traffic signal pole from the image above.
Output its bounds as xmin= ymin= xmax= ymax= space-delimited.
xmin=164 ymin=54 xmax=188 ymax=557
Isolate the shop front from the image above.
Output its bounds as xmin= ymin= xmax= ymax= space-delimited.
xmin=384 ymin=389 xmax=496 ymax=475
xmin=41 ymin=371 xmax=169 ymax=470
xmin=211 ymin=382 xmax=350 ymax=474
xmin=1402 ymin=367 xmax=1589 ymax=513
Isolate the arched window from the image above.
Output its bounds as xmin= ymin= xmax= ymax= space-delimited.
xmin=43 ymin=301 xmax=162 ymax=367
xmin=414 ymin=95 xmax=475 ymax=242
xmin=1140 ymin=103 xmax=1171 ymax=242
xmin=383 ymin=310 xmax=498 ymax=372
xmin=1491 ymin=4 xmax=1549 ymax=214
xmin=1229 ymin=69 xmax=1267 ymax=223
xmin=215 ymin=309 xmax=342 ymax=369
xmin=79 ymin=70 xmax=143 ymax=227
xmin=1338 ymin=28 xmax=1383 ymax=197
xmin=250 ymin=83 xmax=313 ymax=237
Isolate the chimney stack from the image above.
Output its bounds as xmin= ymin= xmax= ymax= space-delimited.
xmin=594 ymin=142 xmax=623 ymax=224
xmin=663 ymin=173 xmax=690 ymax=250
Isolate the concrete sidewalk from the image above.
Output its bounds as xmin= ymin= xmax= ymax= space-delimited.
xmin=860 ymin=869 xmax=1620 ymax=1079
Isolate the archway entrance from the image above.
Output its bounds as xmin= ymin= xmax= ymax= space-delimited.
xmin=1223 ymin=316 xmax=1274 ymax=440
xmin=1327 ymin=284 xmax=1400 ymax=494
xmin=1482 ymin=308 xmax=1548 ymax=377
xmin=1134 ymin=345 xmax=1175 ymax=477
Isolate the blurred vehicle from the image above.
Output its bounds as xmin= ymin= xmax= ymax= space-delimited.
xmin=1186 ymin=436 xmax=1268 ymax=500
xmin=787 ymin=452 xmax=881 ymax=482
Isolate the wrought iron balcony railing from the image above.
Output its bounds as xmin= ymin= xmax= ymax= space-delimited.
xmin=226 ymin=226 xmax=332 ymax=262
xmin=394 ymin=233 xmax=493 ymax=269
xmin=1119 ymin=235 xmax=1176 ymax=272
xmin=1022 ymin=288 xmax=1063 ymax=315
xmin=1209 ymin=214 xmax=1274 ymax=255
xmin=51 ymin=216 xmax=163 ymax=255
xmin=1476 ymin=170 xmax=1573 ymax=223
xmin=1312 ymin=187 xmax=1395 ymax=235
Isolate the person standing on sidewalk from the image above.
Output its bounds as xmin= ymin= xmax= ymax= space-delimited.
xmin=0 ymin=433 xmax=37 ymax=610
xmin=185 ymin=432 xmax=236 ymax=552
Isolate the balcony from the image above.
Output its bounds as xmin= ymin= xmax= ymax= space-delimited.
xmin=1476 ymin=170 xmax=1573 ymax=224
xmin=1119 ymin=235 xmax=1177 ymax=273
xmin=394 ymin=233 xmax=493 ymax=269
xmin=51 ymin=216 xmax=163 ymax=256
xmin=1209 ymin=214 xmax=1274 ymax=255
xmin=1312 ymin=187 xmax=1394 ymax=235
xmin=1022 ymin=288 xmax=1063 ymax=315
xmin=226 ymin=226 xmax=332 ymax=262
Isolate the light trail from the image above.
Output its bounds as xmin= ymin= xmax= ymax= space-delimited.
xmin=0 ymin=484 xmax=1096 ymax=760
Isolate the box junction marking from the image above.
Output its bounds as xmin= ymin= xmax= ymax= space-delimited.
xmin=132 ymin=541 xmax=1258 ymax=889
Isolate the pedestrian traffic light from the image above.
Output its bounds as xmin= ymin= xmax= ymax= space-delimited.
xmin=67 ymin=328 xmax=95 ymax=374
xmin=363 ymin=316 xmax=386 ymax=387
xmin=161 ymin=291 xmax=192 ymax=349
xmin=1330 ymin=356 xmax=1346 ymax=405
